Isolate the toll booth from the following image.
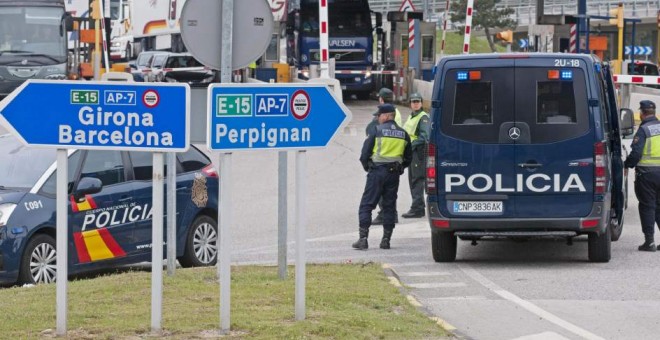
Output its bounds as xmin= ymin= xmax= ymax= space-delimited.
xmin=386 ymin=11 xmax=436 ymax=81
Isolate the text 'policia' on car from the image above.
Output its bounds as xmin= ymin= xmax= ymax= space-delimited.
xmin=0 ymin=134 xmax=219 ymax=285
xmin=426 ymin=53 xmax=635 ymax=263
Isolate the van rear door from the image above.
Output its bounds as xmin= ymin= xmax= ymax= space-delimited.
xmin=512 ymin=58 xmax=594 ymax=217
xmin=437 ymin=59 xmax=517 ymax=218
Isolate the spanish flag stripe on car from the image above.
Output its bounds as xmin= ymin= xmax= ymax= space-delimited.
xmin=70 ymin=195 xmax=98 ymax=213
xmin=74 ymin=228 xmax=127 ymax=263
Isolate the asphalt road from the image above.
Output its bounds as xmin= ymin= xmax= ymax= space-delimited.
xmin=223 ymin=99 xmax=660 ymax=340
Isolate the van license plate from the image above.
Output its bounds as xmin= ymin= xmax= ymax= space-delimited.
xmin=453 ymin=201 xmax=503 ymax=213
xmin=341 ymin=85 xmax=347 ymax=90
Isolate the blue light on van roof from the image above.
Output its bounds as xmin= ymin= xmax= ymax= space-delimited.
xmin=457 ymin=71 xmax=468 ymax=81
xmin=561 ymin=70 xmax=573 ymax=80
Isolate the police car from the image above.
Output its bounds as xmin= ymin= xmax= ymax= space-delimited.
xmin=0 ymin=134 xmax=219 ymax=285
xmin=426 ymin=53 xmax=635 ymax=263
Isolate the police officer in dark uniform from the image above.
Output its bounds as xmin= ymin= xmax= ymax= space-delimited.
xmin=625 ymin=100 xmax=660 ymax=252
xmin=402 ymin=92 xmax=430 ymax=218
xmin=353 ymin=104 xmax=412 ymax=250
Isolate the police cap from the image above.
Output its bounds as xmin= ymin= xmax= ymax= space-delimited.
xmin=374 ymin=103 xmax=396 ymax=116
xmin=410 ymin=92 xmax=423 ymax=101
xmin=377 ymin=87 xmax=394 ymax=101
xmin=640 ymin=100 xmax=656 ymax=110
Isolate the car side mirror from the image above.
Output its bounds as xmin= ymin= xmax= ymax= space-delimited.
xmin=74 ymin=177 xmax=103 ymax=199
xmin=128 ymin=62 xmax=137 ymax=69
xmin=619 ymin=108 xmax=635 ymax=137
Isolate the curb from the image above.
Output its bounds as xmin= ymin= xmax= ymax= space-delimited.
xmin=382 ymin=263 xmax=470 ymax=340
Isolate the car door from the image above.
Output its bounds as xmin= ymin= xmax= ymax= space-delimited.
xmin=437 ymin=59 xmax=517 ymax=218
xmin=69 ymin=150 xmax=137 ymax=267
xmin=512 ymin=58 xmax=594 ymax=218
xmin=128 ymin=151 xmax=186 ymax=255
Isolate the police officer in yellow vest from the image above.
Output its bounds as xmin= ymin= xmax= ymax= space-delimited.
xmin=625 ymin=100 xmax=660 ymax=252
xmin=402 ymin=93 xmax=430 ymax=218
xmin=354 ymin=104 xmax=412 ymax=250
xmin=369 ymin=87 xmax=403 ymax=225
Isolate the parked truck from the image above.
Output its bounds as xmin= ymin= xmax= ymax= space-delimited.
xmin=286 ymin=0 xmax=381 ymax=99
xmin=118 ymin=0 xmax=186 ymax=58
xmin=0 ymin=0 xmax=70 ymax=99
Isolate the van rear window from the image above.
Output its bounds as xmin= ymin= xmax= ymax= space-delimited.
xmin=453 ymin=82 xmax=493 ymax=125
xmin=537 ymin=81 xmax=577 ymax=124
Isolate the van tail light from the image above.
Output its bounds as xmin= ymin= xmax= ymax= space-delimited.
xmin=594 ymin=141 xmax=606 ymax=194
xmin=426 ymin=142 xmax=437 ymax=195
xmin=202 ymin=164 xmax=218 ymax=178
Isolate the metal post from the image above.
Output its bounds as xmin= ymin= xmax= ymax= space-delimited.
xmin=56 ymin=149 xmax=68 ymax=336
xmin=219 ymin=0 xmax=233 ymax=333
xmin=295 ymin=150 xmax=307 ymax=321
xmin=166 ymin=152 xmax=176 ymax=276
xmin=278 ymin=151 xmax=288 ymax=279
xmin=219 ymin=153 xmax=232 ymax=332
xmin=151 ymin=152 xmax=164 ymax=331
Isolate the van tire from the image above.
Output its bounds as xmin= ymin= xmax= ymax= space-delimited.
xmin=588 ymin=227 xmax=611 ymax=263
xmin=19 ymin=234 xmax=57 ymax=285
xmin=432 ymin=232 xmax=457 ymax=262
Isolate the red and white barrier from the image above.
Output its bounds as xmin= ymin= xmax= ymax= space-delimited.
xmin=333 ymin=70 xmax=399 ymax=75
xmin=463 ymin=0 xmax=474 ymax=54
xmin=408 ymin=19 xmax=415 ymax=49
xmin=439 ymin=0 xmax=451 ymax=58
xmin=613 ymin=75 xmax=660 ymax=85
xmin=319 ymin=0 xmax=329 ymax=78
xmin=569 ymin=24 xmax=577 ymax=53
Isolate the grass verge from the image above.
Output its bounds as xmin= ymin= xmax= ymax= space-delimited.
xmin=438 ymin=31 xmax=506 ymax=55
xmin=2 ymin=263 xmax=449 ymax=339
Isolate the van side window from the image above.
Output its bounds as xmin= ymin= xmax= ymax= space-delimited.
xmin=453 ymin=82 xmax=492 ymax=125
xmin=537 ymin=82 xmax=577 ymax=124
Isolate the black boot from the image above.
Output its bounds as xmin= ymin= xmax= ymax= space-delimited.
xmin=352 ymin=228 xmax=369 ymax=250
xmin=638 ymin=234 xmax=656 ymax=252
xmin=380 ymin=229 xmax=393 ymax=249
xmin=402 ymin=209 xmax=425 ymax=218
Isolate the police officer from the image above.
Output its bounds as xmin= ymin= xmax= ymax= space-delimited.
xmin=369 ymin=87 xmax=403 ymax=224
xmin=625 ymin=100 xmax=660 ymax=252
xmin=402 ymin=93 xmax=430 ymax=218
xmin=353 ymin=104 xmax=412 ymax=250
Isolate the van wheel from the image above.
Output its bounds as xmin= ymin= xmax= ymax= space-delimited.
xmin=610 ymin=213 xmax=624 ymax=242
xmin=432 ymin=232 xmax=457 ymax=262
xmin=588 ymin=227 xmax=611 ymax=263
xmin=178 ymin=215 xmax=218 ymax=267
xmin=19 ymin=234 xmax=57 ymax=285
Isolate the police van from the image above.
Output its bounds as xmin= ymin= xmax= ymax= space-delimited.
xmin=426 ymin=53 xmax=635 ymax=262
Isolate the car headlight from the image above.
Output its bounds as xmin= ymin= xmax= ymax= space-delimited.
xmin=45 ymin=74 xmax=67 ymax=80
xmin=112 ymin=41 xmax=121 ymax=48
xmin=0 ymin=203 xmax=17 ymax=227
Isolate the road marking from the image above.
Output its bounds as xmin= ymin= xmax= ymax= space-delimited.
xmin=408 ymin=282 xmax=467 ymax=289
xmin=398 ymin=271 xmax=452 ymax=277
xmin=511 ymin=332 xmax=571 ymax=340
xmin=427 ymin=295 xmax=487 ymax=301
xmin=459 ymin=264 xmax=606 ymax=340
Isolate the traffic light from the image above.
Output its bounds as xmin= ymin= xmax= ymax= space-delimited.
xmin=609 ymin=3 xmax=624 ymax=28
xmin=495 ymin=30 xmax=513 ymax=44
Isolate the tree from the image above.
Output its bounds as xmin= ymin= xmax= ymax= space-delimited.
xmin=450 ymin=0 xmax=517 ymax=52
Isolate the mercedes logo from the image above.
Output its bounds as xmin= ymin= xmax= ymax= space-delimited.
xmin=508 ymin=127 xmax=521 ymax=140
xmin=21 ymin=59 xmax=28 ymax=65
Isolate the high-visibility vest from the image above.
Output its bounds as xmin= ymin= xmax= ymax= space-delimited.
xmin=639 ymin=121 xmax=660 ymax=167
xmin=372 ymin=121 xmax=408 ymax=164
xmin=394 ymin=108 xmax=402 ymax=126
xmin=403 ymin=110 xmax=428 ymax=142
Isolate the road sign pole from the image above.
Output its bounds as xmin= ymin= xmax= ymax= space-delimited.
xmin=56 ymin=149 xmax=68 ymax=336
xmin=295 ymin=150 xmax=307 ymax=321
xmin=151 ymin=152 xmax=164 ymax=331
xmin=167 ymin=152 xmax=177 ymax=276
xmin=278 ymin=151 xmax=288 ymax=280
xmin=218 ymin=153 xmax=232 ymax=332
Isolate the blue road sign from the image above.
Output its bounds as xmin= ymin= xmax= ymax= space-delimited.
xmin=207 ymin=83 xmax=351 ymax=151
xmin=625 ymin=45 xmax=652 ymax=56
xmin=518 ymin=39 xmax=528 ymax=49
xmin=0 ymin=80 xmax=190 ymax=152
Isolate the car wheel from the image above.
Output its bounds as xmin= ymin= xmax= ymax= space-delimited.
xmin=179 ymin=215 xmax=218 ymax=267
xmin=588 ymin=226 xmax=611 ymax=263
xmin=431 ymin=231 xmax=457 ymax=262
xmin=610 ymin=210 xmax=624 ymax=242
xmin=19 ymin=234 xmax=57 ymax=284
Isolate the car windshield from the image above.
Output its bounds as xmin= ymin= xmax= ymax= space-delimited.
xmin=0 ymin=135 xmax=54 ymax=188
xmin=165 ymin=56 xmax=202 ymax=68
xmin=0 ymin=7 xmax=67 ymax=64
